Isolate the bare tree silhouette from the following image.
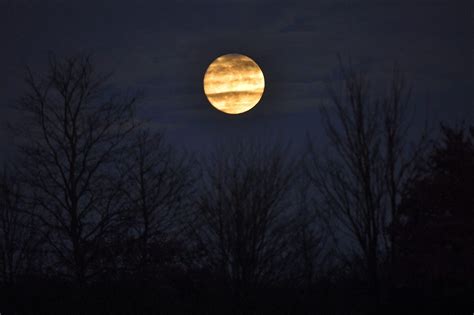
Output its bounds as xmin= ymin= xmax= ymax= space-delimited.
xmin=188 ymin=141 xmax=298 ymax=306
xmin=380 ymin=67 xmax=429 ymax=268
xmin=118 ymin=129 xmax=194 ymax=279
xmin=0 ymin=167 xmax=40 ymax=285
xmin=16 ymin=54 xmax=138 ymax=285
xmin=289 ymin=185 xmax=329 ymax=290
xmin=306 ymin=61 xmax=427 ymax=306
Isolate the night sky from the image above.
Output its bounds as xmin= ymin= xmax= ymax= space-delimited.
xmin=0 ymin=0 xmax=472 ymax=156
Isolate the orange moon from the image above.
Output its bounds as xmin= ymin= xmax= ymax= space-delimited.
xmin=203 ymin=54 xmax=265 ymax=114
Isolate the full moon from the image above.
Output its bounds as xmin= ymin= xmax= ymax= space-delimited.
xmin=203 ymin=53 xmax=265 ymax=114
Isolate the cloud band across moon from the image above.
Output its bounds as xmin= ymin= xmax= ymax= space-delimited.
xmin=204 ymin=54 xmax=265 ymax=114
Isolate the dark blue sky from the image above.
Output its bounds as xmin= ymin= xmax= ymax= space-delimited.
xmin=0 ymin=0 xmax=472 ymax=155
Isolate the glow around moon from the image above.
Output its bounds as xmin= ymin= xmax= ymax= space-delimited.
xmin=203 ymin=54 xmax=265 ymax=114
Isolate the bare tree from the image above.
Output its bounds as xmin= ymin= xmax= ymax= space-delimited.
xmin=16 ymin=54 xmax=138 ymax=285
xmin=0 ymin=167 xmax=40 ymax=285
xmin=306 ymin=61 xmax=427 ymax=304
xmin=118 ymin=129 xmax=194 ymax=278
xmin=381 ymin=68 xmax=428 ymax=265
xmin=189 ymin=141 xmax=297 ymax=301
xmin=290 ymin=203 xmax=328 ymax=291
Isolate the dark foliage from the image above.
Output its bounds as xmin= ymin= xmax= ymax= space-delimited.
xmin=394 ymin=124 xmax=474 ymax=296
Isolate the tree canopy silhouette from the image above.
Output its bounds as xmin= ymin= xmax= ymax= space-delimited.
xmin=0 ymin=53 xmax=469 ymax=315
xmin=16 ymin=54 xmax=138 ymax=285
xmin=394 ymin=124 xmax=474 ymax=290
xmin=306 ymin=61 xmax=428 ymax=307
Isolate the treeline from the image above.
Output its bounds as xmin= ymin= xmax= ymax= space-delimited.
xmin=0 ymin=55 xmax=472 ymax=314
